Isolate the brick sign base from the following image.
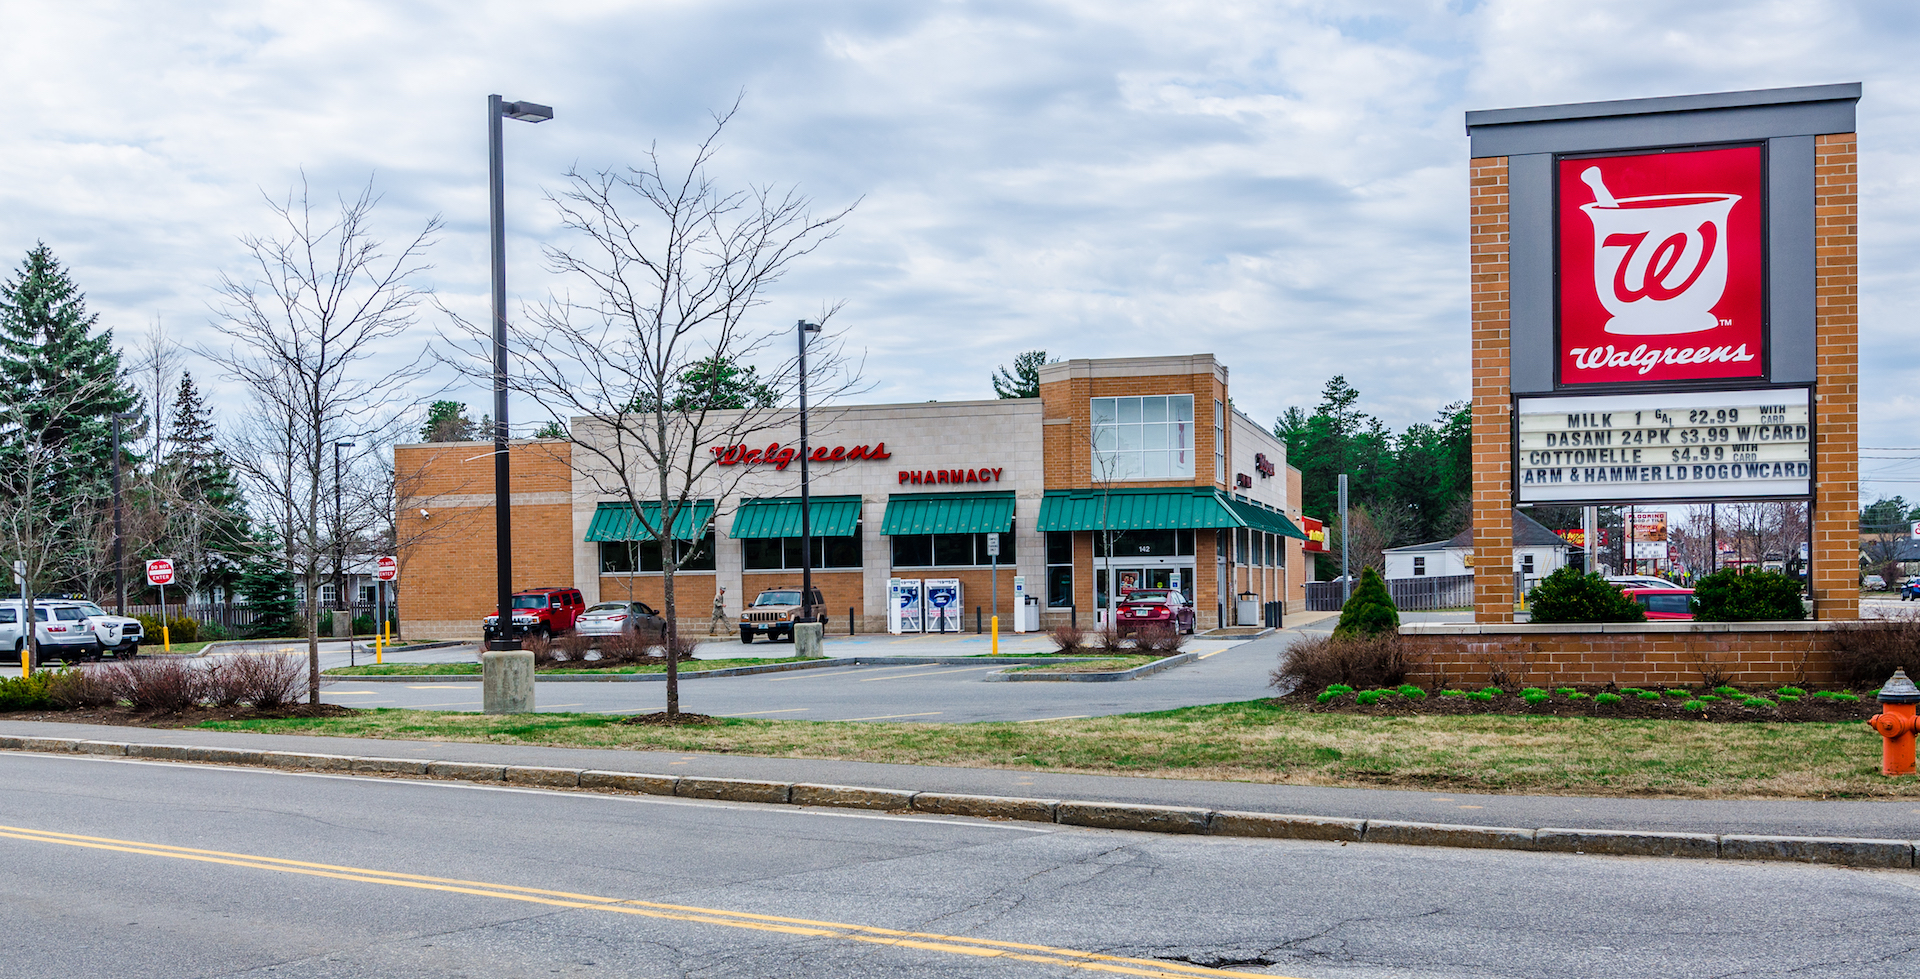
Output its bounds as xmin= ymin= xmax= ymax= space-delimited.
xmin=1399 ymin=622 xmax=1844 ymax=689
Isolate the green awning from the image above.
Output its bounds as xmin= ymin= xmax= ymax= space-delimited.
xmin=583 ymin=500 xmax=715 ymax=542
xmin=880 ymin=492 xmax=1015 ymax=535
xmin=727 ymin=496 xmax=863 ymax=539
xmin=1225 ymin=496 xmax=1309 ymax=540
xmin=1037 ymin=487 xmax=1306 ymax=538
xmin=1037 ymin=487 xmax=1238 ymax=532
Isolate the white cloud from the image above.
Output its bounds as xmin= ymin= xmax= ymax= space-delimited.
xmin=0 ymin=0 xmax=1913 ymax=500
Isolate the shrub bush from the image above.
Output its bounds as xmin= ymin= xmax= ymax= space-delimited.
xmin=215 ymin=653 xmax=307 ymax=708
xmin=1526 ymin=567 xmax=1646 ymax=624
xmin=1830 ymin=616 xmax=1920 ymax=688
xmin=1333 ymin=567 xmax=1400 ymax=639
xmin=1133 ymin=625 xmax=1187 ymax=655
xmin=46 ymin=668 xmax=115 ymax=708
xmin=1594 ymin=692 xmax=1623 ymax=706
xmin=352 ymin=614 xmax=377 ymax=635
xmin=199 ymin=622 xmax=231 ymax=642
xmin=1094 ymin=625 xmax=1126 ymax=655
xmin=663 ymin=630 xmax=700 ymax=662
xmin=1272 ymin=632 xmax=1411 ymax=693
xmin=556 ymin=632 xmax=594 ymax=663
xmin=1691 ymin=567 xmax=1807 ymax=621
xmin=523 ymin=634 xmax=556 ymax=665
xmin=1355 ymin=689 xmax=1385 ymax=705
xmin=1046 ymin=624 xmax=1085 ymax=654
xmin=0 ymin=670 xmax=58 ymax=710
xmin=104 ymin=658 xmax=205 ymax=712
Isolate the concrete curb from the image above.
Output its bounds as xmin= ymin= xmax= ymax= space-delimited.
xmin=198 ymin=639 xmax=468 ymax=658
xmin=5 ymin=733 xmax=1914 ymax=868
xmin=985 ymin=649 xmax=1201 ymax=682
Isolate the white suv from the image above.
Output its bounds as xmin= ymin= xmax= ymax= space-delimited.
xmin=0 ymin=601 xmax=107 ymax=663
xmin=72 ymin=601 xmax=143 ymax=658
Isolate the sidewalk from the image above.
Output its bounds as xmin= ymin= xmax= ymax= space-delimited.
xmin=1 ymin=717 xmax=1913 ymax=842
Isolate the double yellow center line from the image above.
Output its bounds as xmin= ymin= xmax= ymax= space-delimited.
xmin=0 ymin=823 xmax=1298 ymax=978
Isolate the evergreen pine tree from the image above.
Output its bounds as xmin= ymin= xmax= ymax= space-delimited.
xmin=1333 ymin=566 xmax=1401 ymax=638
xmin=162 ymin=371 xmax=254 ymax=603
xmin=235 ymin=539 xmax=298 ymax=638
xmin=0 ymin=244 xmax=141 ymax=594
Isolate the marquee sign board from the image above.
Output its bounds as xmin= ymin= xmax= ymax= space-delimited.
xmin=1515 ymin=387 xmax=1811 ymax=504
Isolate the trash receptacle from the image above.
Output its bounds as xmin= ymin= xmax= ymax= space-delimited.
xmin=1235 ymin=592 xmax=1260 ymax=627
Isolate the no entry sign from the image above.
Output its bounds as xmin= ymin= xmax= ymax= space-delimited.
xmin=145 ymin=559 xmax=174 ymax=586
xmin=376 ymin=556 xmax=398 ymax=581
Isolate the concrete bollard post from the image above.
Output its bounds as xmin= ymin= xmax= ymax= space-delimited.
xmin=482 ymin=650 xmax=535 ymax=714
xmin=793 ymin=621 xmax=825 ymax=659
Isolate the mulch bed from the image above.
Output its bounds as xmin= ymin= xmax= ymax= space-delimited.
xmin=0 ymin=703 xmax=357 ymax=729
xmin=1280 ymin=688 xmax=1878 ymax=724
xmin=619 ymin=711 xmax=719 ymax=726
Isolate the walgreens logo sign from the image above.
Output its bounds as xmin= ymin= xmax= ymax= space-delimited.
xmin=711 ymin=442 xmax=891 ymax=470
xmin=1558 ymin=145 xmax=1764 ymax=385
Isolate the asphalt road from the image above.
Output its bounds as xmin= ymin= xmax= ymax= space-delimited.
xmin=4 ymin=750 xmax=1915 ymax=979
xmin=314 ymin=635 xmax=1286 ymax=722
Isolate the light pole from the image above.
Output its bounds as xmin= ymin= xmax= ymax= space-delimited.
xmin=488 ymin=94 xmax=553 ymax=651
xmin=797 ymin=319 xmax=822 ymax=624
xmin=111 ymin=410 xmax=138 ymax=614
xmin=333 ymin=440 xmax=355 ymax=624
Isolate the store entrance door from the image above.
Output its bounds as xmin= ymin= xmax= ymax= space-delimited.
xmin=1096 ymin=565 xmax=1193 ymax=609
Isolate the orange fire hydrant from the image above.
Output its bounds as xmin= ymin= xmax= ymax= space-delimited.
xmin=1867 ymin=669 xmax=1920 ymax=776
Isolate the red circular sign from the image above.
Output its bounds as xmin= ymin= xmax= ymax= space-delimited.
xmin=145 ymin=559 xmax=174 ymax=586
xmin=376 ymin=556 xmax=398 ymax=581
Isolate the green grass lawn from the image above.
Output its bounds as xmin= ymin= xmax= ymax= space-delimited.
xmin=197 ymin=699 xmax=1912 ymax=800
xmin=324 ymin=656 xmax=823 ymax=677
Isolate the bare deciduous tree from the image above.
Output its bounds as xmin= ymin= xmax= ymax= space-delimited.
xmin=445 ymin=104 xmax=856 ymax=719
xmin=207 ymin=179 xmax=438 ymax=701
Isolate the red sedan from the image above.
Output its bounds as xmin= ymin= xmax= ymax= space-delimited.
xmin=1622 ymin=587 xmax=1695 ymax=620
xmin=1116 ymin=589 xmax=1197 ymax=635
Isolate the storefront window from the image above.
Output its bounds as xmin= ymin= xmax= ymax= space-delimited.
xmin=599 ymin=532 xmax=717 ymax=573
xmin=890 ymin=530 xmax=1015 ymax=568
xmin=1093 ymin=529 xmax=1194 ymax=558
xmin=1046 ymin=532 xmax=1074 ymax=607
xmin=1214 ymin=399 xmax=1226 ymax=484
xmin=1091 ymin=395 xmax=1194 ymax=480
xmin=742 ymin=527 xmax=863 ymax=571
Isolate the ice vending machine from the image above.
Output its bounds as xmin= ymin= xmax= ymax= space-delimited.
xmin=888 ymin=578 xmax=924 ymax=634
xmin=924 ymin=578 xmax=962 ymax=633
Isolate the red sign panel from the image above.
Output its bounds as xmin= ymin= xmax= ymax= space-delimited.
xmin=1558 ymin=145 xmax=1765 ymax=385
xmin=376 ymin=556 xmax=398 ymax=581
xmin=145 ymin=559 xmax=174 ymax=586
xmin=1301 ymin=517 xmax=1328 ymax=553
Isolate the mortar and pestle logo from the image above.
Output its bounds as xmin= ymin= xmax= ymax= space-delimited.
xmin=1578 ymin=166 xmax=1739 ymax=336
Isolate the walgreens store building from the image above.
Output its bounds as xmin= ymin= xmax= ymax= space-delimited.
xmin=394 ymin=354 xmax=1307 ymax=638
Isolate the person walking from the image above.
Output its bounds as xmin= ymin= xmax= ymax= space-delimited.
xmin=709 ymin=587 xmax=730 ymax=636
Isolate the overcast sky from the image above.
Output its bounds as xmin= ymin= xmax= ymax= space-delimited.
xmin=3 ymin=1 xmax=1917 ymax=501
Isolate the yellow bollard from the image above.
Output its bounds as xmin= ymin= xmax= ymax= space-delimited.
xmin=162 ymin=624 xmax=171 ymax=655
xmin=991 ymin=615 xmax=999 ymax=656
xmin=376 ymin=622 xmax=385 ymax=665
xmin=20 ymin=642 xmax=29 ymax=678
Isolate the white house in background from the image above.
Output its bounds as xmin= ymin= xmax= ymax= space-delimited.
xmin=1383 ymin=509 xmax=1571 ymax=581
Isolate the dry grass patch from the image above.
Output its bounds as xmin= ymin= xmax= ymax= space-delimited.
xmin=191 ymin=699 xmax=1914 ymax=800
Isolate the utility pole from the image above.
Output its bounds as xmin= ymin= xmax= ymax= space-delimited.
xmin=111 ymin=411 xmax=138 ymax=614
xmin=1338 ymin=473 xmax=1350 ymax=603
xmin=797 ymin=319 xmax=822 ymax=623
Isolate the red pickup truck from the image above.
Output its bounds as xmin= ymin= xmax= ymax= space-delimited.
xmin=482 ymin=587 xmax=586 ymax=640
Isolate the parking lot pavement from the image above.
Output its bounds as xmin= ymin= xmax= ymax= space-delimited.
xmin=319 ymin=629 xmax=1300 ymax=722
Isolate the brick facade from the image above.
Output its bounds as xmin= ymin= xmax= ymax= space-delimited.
xmin=1811 ymin=132 xmax=1860 ymax=621
xmin=1401 ymin=624 xmax=1843 ymax=689
xmin=1468 ymin=155 xmax=1515 ymax=623
xmin=393 ymin=440 xmax=575 ymax=639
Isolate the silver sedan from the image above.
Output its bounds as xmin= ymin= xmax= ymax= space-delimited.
xmin=573 ymin=601 xmax=666 ymax=643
